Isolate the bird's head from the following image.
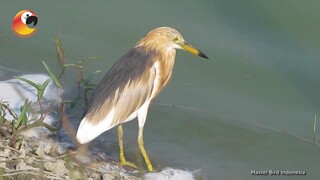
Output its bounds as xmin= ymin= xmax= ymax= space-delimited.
xmin=12 ymin=10 xmax=38 ymax=37
xmin=137 ymin=27 xmax=208 ymax=59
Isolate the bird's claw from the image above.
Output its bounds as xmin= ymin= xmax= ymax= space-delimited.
xmin=120 ymin=160 xmax=138 ymax=169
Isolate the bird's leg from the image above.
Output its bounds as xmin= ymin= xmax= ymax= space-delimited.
xmin=117 ymin=125 xmax=138 ymax=169
xmin=137 ymin=126 xmax=154 ymax=172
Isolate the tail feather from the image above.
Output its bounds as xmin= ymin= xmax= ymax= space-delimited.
xmin=76 ymin=109 xmax=116 ymax=144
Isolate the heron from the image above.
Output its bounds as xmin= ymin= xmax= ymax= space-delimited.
xmin=76 ymin=27 xmax=208 ymax=172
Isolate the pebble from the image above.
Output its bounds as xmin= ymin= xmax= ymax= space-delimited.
xmin=103 ymin=174 xmax=116 ymax=180
xmin=55 ymin=160 xmax=68 ymax=176
xmin=18 ymin=148 xmax=26 ymax=158
xmin=15 ymin=161 xmax=28 ymax=170
xmin=25 ymin=157 xmax=34 ymax=165
xmin=0 ymin=150 xmax=5 ymax=161
xmin=44 ymin=160 xmax=68 ymax=176
xmin=43 ymin=144 xmax=52 ymax=154
xmin=71 ymin=169 xmax=82 ymax=179
xmin=3 ymin=149 xmax=10 ymax=157
xmin=44 ymin=161 xmax=55 ymax=172
xmin=90 ymin=173 xmax=101 ymax=180
xmin=0 ymin=162 xmax=6 ymax=168
xmin=35 ymin=145 xmax=45 ymax=158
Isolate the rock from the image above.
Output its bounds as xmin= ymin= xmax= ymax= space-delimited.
xmin=99 ymin=163 xmax=112 ymax=172
xmin=70 ymin=169 xmax=82 ymax=179
xmin=44 ymin=160 xmax=68 ymax=177
xmin=3 ymin=149 xmax=10 ymax=157
xmin=90 ymin=172 xmax=101 ymax=180
xmin=44 ymin=161 xmax=55 ymax=172
xmin=55 ymin=160 xmax=68 ymax=176
xmin=0 ymin=151 xmax=5 ymax=162
xmin=25 ymin=157 xmax=34 ymax=165
xmin=75 ymin=153 xmax=92 ymax=164
xmin=18 ymin=148 xmax=26 ymax=158
xmin=19 ymin=128 xmax=40 ymax=138
xmin=35 ymin=145 xmax=45 ymax=158
xmin=0 ymin=162 xmax=6 ymax=168
xmin=125 ymin=176 xmax=141 ymax=180
xmin=103 ymin=174 xmax=117 ymax=180
xmin=43 ymin=144 xmax=52 ymax=154
xmin=15 ymin=161 xmax=28 ymax=170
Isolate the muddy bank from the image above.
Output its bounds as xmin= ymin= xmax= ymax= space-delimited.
xmin=0 ymin=129 xmax=140 ymax=179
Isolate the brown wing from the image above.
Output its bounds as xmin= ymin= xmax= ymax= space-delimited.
xmin=76 ymin=47 xmax=156 ymax=144
xmin=89 ymin=66 xmax=155 ymax=126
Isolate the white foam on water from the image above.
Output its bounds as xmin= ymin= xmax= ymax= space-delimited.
xmin=0 ymin=74 xmax=63 ymax=138
xmin=143 ymin=167 xmax=195 ymax=180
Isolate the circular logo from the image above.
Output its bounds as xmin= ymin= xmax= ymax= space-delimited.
xmin=12 ymin=10 xmax=38 ymax=38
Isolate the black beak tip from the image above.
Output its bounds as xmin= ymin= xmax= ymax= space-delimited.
xmin=26 ymin=16 xmax=38 ymax=27
xmin=199 ymin=51 xmax=209 ymax=59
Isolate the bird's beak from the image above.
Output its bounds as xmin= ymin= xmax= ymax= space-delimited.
xmin=26 ymin=16 xmax=38 ymax=27
xmin=180 ymin=41 xmax=208 ymax=59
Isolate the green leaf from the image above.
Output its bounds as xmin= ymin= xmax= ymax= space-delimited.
xmin=42 ymin=61 xmax=62 ymax=88
xmin=15 ymin=99 xmax=30 ymax=128
xmin=37 ymin=79 xmax=51 ymax=100
xmin=15 ymin=76 xmax=41 ymax=90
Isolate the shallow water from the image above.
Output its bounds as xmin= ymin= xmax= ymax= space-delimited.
xmin=1 ymin=1 xmax=320 ymax=179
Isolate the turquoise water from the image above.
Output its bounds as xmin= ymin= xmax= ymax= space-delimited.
xmin=1 ymin=1 xmax=320 ymax=179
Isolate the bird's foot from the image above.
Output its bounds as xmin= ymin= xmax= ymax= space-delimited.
xmin=120 ymin=159 xmax=138 ymax=169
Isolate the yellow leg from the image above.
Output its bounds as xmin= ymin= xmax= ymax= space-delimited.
xmin=138 ymin=126 xmax=154 ymax=172
xmin=117 ymin=125 xmax=138 ymax=169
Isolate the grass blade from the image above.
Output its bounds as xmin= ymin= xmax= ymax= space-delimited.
xmin=15 ymin=99 xmax=30 ymax=128
xmin=37 ymin=79 xmax=51 ymax=100
xmin=15 ymin=76 xmax=41 ymax=90
xmin=42 ymin=61 xmax=62 ymax=88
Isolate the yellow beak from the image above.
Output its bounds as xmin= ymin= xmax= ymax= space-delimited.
xmin=180 ymin=42 xmax=208 ymax=59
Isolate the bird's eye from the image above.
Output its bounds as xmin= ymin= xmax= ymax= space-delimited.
xmin=21 ymin=12 xmax=33 ymax=24
xmin=173 ymin=37 xmax=179 ymax=42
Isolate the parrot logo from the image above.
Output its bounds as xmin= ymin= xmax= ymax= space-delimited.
xmin=12 ymin=10 xmax=38 ymax=38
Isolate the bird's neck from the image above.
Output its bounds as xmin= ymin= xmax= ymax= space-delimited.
xmin=151 ymin=48 xmax=176 ymax=97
